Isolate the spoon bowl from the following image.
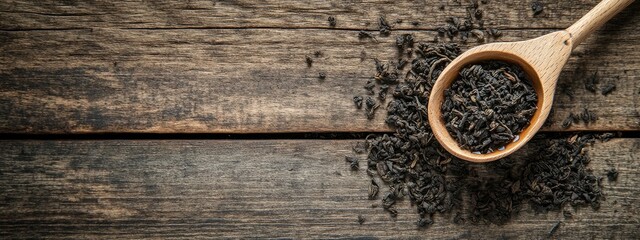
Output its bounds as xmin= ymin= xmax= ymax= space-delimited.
xmin=428 ymin=32 xmax=569 ymax=162
xmin=427 ymin=0 xmax=634 ymax=163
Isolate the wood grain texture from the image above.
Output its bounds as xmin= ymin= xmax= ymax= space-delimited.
xmin=565 ymin=0 xmax=635 ymax=48
xmin=0 ymin=139 xmax=638 ymax=239
xmin=0 ymin=1 xmax=639 ymax=134
xmin=0 ymin=0 xmax=624 ymax=30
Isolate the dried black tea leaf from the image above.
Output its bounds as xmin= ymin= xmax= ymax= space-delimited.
xmin=548 ymin=221 xmax=561 ymax=237
xmin=459 ymin=31 xmax=469 ymax=43
xmin=319 ymin=72 xmax=327 ymax=80
xmin=364 ymin=96 xmax=379 ymax=119
xmin=601 ymin=83 xmax=616 ymax=95
xmin=382 ymin=191 xmax=397 ymax=216
xmin=442 ymin=61 xmax=538 ymax=153
xmin=470 ymin=29 xmax=485 ymax=42
xmin=606 ymin=168 xmax=619 ymax=182
xmin=488 ymin=28 xmax=502 ymax=38
xmin=328 ymin=16 xmax=337 ymax=27
xmin=597 ymin=132 xmax=615 ymax=142
xmin=475 ymin=9 xmax=483 ymax=19
xmin=585 ymin=71 xmax=599 ymax=93
xmin=417 ymin=216 xmax=434 ymax=228
xmin=397 ymin=59 xmax=408 ymax=70
xmin=368 ymin=180 xmax=380 ymax=199
xmin=305 ymin=55 xmax=313 ymax=67
xmin=353 ymin=96 xmax=364 ymax=109
xmin=395 ymin=34 xmax=415 ymax=50
xmin=353 ymin=141 xmax=367 ymax=154
xmin=558 ymin=82 xmax=574 ymax=99
xmin=358 ymin=30 xmax=376 ymax=41
xmin=562 ymin=113 xmax=575 ymax=129
xmin=532 ymin=1 xmax=544 ymax=15
xmin=580 ymin=108 xmax=597 ymax=124
xmin=378 ymin=84 xmax=389 ymax=101
xmin=395 ymin=35 xmax=405 ymax=49
xmin=364 ymin=79 xmax=376 ymax=95
xmin=345 ymin=156 xmax=359 ymax=170
xmin=374 ymin=59 xmax=399 ymax=84
xmin=378 ymin=16 xmax=391 ymax=36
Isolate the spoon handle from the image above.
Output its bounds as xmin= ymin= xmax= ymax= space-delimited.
xmin=566 ymin=0 xmax=635 ymax=49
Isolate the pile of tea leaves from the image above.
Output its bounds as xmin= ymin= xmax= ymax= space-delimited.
xmin=349 ymin=41 xmax=605 ymax=227
xmin=442 ymin=61 xmax=538 ymax=153
xmin=342 ymin=0 xmax=610 ymax=228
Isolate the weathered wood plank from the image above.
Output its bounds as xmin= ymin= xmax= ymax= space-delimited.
xmin=0 ymin=139 xmax=638 ymax=239
xmin=1 ymin=1 xmax=639 ymax=133
xmin=1 ymin=25 xmax=638 ymax=133
xmin=0 ymin=0 xmax=620 ymax=30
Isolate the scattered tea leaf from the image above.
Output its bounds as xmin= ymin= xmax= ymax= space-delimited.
xmin=532 ymin=1 xmax=544 ymax=16
xmin=305 ymin=55 xmax=313 ymax=67
xmin=585 ymin=71 xmax=599 ymax=93
xmin=606 ymin=168 xmax=619 ymax=182
xmin=319 ymin=72 xmax=327 ymax=80
xmin=345 ymin=156 xmax=359 ymax=170
xmin=358 ymin=30 xmax=377 ymax=41
xmin=378 ymin=16 xmax=391 ymax=36
xmin=548 ymin=221 xmax=561 ymax=237
xmin=353 ymin=96 xmax=364 ymax=109
xmin=369 ymin=180 xmax=380 ymax=199
xmin=328 ymin=16 xmax=337 ymax=27
xmin=601 ymin=83 xmax=616 ymax=96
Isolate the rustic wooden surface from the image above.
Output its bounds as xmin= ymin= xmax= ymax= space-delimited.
xmin=1 ymin=0 xmax=639 ymax=239
xmin=0 ymin=0 xmax=631 ymax=30
xmin=0 ymin=139 xmax=638 ymax=239
xmin=0 ymin=0 xmax=639 ymax=133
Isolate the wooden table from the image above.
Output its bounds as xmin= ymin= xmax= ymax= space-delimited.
xmin=1 ymin=1 xmax=638 ymax=239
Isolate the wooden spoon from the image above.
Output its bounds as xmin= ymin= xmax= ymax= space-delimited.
xmin=427 ymin=0 xmax=635 ymax=163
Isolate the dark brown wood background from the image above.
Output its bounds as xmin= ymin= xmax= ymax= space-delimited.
xmin=0 ymin=0 xmax=638 ymax=239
